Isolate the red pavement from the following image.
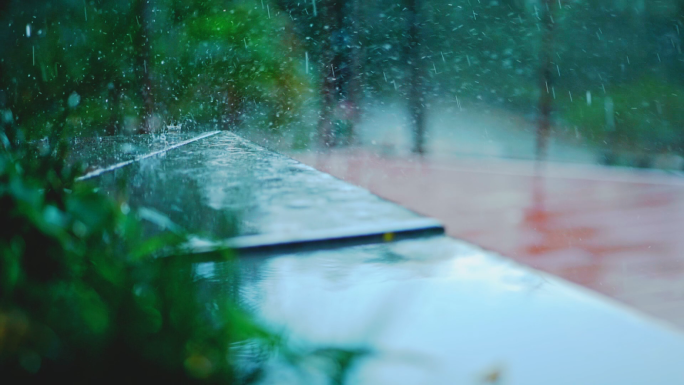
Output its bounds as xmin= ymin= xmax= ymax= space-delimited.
xmin=293 ymin=150 xmax=684 ymax=329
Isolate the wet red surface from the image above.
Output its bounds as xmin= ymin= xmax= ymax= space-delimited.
xmin=293 ymin=150 xmax=684 ymax=328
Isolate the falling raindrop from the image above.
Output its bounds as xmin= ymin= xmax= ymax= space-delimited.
xmin=68 ymin=92 xmax=81 ymax=108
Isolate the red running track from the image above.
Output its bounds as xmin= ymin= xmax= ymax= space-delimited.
xmin=293 ymin=150 xmax=684 ymax=329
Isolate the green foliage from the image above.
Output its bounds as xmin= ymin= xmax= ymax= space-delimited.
xmin=0 ymin=0 xmax=310 ymax=140
xmin=155 ymin=0 xmax=310 ymax=130
xmin=0 ymin=132 xmax=276 ymax=383
xmin=562 ymin=76 xmax=684 ymax=154
xmin=0 ymin=1 xmax=144 ymax=138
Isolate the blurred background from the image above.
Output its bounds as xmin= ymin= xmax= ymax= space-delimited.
xmin=2 ymin=0 xmax=684 ymax=166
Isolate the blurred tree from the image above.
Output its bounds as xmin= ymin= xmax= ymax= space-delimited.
xmin=154 ymin=0 xmax=308 ymax=131
xmin=0 ymin=0 xmax=309 ymax=141
xmin=133 ymin=0 xmax=157 ymax=133
xmin=536 ymin=0 xmax=556 ymax=161
xmin=3 ymin=0 xmax=684 ymax=161
xmin=407 ymin=0 xmax=426 ymax=155
xmin=316 ymin=0 xmax=362 ymax=148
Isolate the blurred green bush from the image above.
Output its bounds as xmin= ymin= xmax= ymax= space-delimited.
xmin=561 ymin=76 xmax=684 ymax=161
xmin=0 ymin=0 xmax=310 ymax=139
xmin=0 ymin=125 xmax=277 ymax=383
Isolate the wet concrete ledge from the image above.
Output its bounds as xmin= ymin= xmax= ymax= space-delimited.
xmin=83 ymin=131 xmax=443 ymax=253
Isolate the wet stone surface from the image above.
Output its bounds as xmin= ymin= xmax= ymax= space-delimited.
xmin=88 ymin=132 xmax=442 ymax=251
xmin=197 ymin=236 xmax=684 ymax=385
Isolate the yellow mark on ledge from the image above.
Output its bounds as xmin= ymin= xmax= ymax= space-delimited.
xmin=383 ymin=232 xmax=395 ymax=242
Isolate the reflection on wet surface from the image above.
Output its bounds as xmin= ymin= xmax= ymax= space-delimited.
xmin=197 ymin=236 xmax=684 ymax=385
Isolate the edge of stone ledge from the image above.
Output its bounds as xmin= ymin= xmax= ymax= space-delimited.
xmin=182 ymin=217 xmax=445 ymax=256
xmin=75 ymin=131 xmax=221 ymax=181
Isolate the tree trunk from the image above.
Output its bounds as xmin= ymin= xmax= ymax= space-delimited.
xmin=133 ymin=0 xmax=155 ymax=133
xmin=317 ymin=0 xmax=339 ymax=148
xmin=221 ymin=86 xmax=242 ymax=130
xmin=344 ymin=0 xmax=363 ymax=144
xmin=105 ymin=83 xmax=120 ymax=135
xmin=677 ymin=0 xmax=684 ymax=168
xmin=0 ymin=63 xmax=10 ymax=146
xmin=407 ymin=0 xmax=425 ymax=155
xmin=536 ymin=0 xmax=555 ymax=162
xmin=317 ymin=0 xmax=358 ymax=148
